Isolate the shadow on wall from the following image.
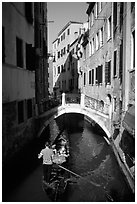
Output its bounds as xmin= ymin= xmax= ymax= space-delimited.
xmin=53 ymin=51 xmax=79 ymax=99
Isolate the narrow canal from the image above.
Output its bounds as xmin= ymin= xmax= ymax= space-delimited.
xmin=3 ymin=113 xmax=134 ymax=202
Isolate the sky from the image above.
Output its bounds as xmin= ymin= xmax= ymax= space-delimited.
xmin=47 ymin=2 xmax=88 ymax=52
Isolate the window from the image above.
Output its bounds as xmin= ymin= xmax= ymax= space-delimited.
xmin=113 ymin=50 xmax=117 ymax=77
xmin=26 ymin=43 xmax=35 ymax=70
xmin=64 ymin=47 xmax=66 ymax=55
xmin=100 ymin=27 xmax=103 ymax=47
xmin=92 ymin=69 xmax=94 ymax=85
xmin=58 ymin=66 xmax=60 ymax=74
xmin=105 ymin=61 xmax=111 ymax=84
xmin=84 ymin=73 xmax=86 ymax=86
xmin=16 ymin=37 xmax=23 ymax=68
xmin=89 ymin=41 xmax=92 ymax=56
xmin=67 ymin=44 xmax=70 ymax=52
xmin=61 ymin=35 xmax=63 ymax=41
xmin=107 ymin=16 xmax=112 ymax=40
xmin=2 ymin=26 xmax=5 ymax=63
xmin=96 ymin=32 xmax=99 ymax=50
xmin=58 ymin=51 xmax=60 ymax=59
xmin=131 ymin=30 xmax=135 ymax=69
xmin=113 ymin=2 xmax=117 ymax=34
xmin=18 ymin=101 xmax=24 ymax=124
xmin=58 ymin=38 xmax=60 ymax=45
xmin=61 ymin=65 xmax=64 ymax=72
xmin=63 ymin=32 xmax=65 ymax=40
xmin=67 ymin=28 xmax=70 ymax=35
xmin=95 ymin=66 xmax=102 ymax=85
xmin=98 ymin=65 xmax=103 ymax=84
xmin=27 ymin=99 xmax=32 ymax=119
xmin=96 ymin=67 xmax=98 ymax=84
xmin=92 ymin=38 xmax=95 ymax=54
xmin=61 ymin=49 xmax=63 ymax=57
xmin=89 ymin=70 xmax=92 ymax=84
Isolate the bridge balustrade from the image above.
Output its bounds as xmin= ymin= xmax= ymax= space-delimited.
xmin=38 ymin=93 xmax=111 ymax=138
xmin=84 ymin=95 xmax=109 ymax=115
xmin=65 ymin=93 xmax=81 ymax=104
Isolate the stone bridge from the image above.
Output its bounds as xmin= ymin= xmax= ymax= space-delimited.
xmin=37 ymin=93 xmax=112 ymax=139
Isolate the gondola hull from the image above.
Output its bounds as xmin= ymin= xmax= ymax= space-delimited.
xmin=42 ymin=131 xmax=70 ymax=201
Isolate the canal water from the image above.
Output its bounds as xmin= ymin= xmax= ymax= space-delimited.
xmin=3 ymin=113 xmax=134 ymax=202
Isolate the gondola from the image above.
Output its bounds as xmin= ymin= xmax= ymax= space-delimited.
xmin=42 ymin=130 xmax=70 ymax=201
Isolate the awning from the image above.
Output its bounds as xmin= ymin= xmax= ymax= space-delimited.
xmin=122 ymin=105 xmax=135 ymax=136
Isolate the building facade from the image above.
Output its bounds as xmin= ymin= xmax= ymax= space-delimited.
xmin=78 ymin=2 xmax=135 ymax=192
xmin=78 ymin=2 xmax=113 ymax=114
xmin=111 ymin=2 xmax=135 ymax=192
xmin=52 ymin=21 xmax=83 ymax=97
xmin=2 ymin=2 xmax=48 ymax=163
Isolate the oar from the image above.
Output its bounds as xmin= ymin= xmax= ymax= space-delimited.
xmin=58 ymin=165 xmax=101 ymax=187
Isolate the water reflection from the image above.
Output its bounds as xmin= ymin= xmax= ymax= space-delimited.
xmin=4 ymin=113 xmax=134 ymax=202
xmin=56 ymin=113 xmax=134 ymax=202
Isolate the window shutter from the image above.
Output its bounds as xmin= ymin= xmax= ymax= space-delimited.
xmin=98 ymin=65 xmax=103 ymax=84
xmin=105 ymin=62 xmax=109 ymax=84
xmin=108 ymin=61 xmax=111 ymax=83
xmin=92 ymin=69 xmax=94 ymax=85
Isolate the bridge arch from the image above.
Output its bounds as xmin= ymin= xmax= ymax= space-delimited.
xmin=38 ymin=105 xmax=111 ymax=139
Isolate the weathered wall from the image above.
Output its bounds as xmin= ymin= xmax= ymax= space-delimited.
xmin=2 ymin=64 xmax=35 ymax=103
xmin=2 ymin=101 xmax=36 ymax=164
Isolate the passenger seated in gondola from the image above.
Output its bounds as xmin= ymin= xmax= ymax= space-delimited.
xmin=52 ymin=136 xmax=69 ymax=165
xmin=58 ymin=139 xmax=69 ymax=156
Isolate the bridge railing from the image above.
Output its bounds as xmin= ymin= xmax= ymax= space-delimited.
xmin=84 ymin=95 xmax=109 ymax=115
xmin=61 ymin=93 xmax=109 ymax=116
xmin=65 ymin=93 xmax=81 ymax=104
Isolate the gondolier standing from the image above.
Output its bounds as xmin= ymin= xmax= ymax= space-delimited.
xmin=38 ymin=142 xmax=54 ymax=183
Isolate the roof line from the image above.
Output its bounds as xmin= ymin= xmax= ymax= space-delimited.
xmin=52 ymin=21 xmax=83 ymax=44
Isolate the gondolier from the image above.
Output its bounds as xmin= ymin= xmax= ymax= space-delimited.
xmin=38 ymin=142 xmax=54 ymax=183
xmin=41 ymin=131 xmax=70 ymax=201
